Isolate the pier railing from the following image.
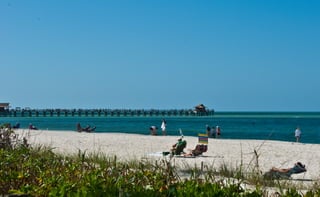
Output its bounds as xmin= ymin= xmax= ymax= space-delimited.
xmin=0 ymin=109 xmax=214 ymax=117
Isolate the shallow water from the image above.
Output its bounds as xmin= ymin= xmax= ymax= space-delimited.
xmin=1 ymin=112 xmax=319 ymax=144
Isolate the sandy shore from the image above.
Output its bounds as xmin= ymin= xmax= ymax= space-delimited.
xmin=15 ymin=129 xmax=320 ymax=184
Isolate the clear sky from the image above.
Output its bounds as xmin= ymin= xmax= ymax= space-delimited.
xmin=1 ymin=1 xmax=319 ymax=111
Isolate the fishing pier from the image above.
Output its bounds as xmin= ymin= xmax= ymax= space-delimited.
xmin=1 ymin=108 xmax=214 ymax=117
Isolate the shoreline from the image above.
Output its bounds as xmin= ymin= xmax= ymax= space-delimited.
xmin=3 ymin=114 xmax=319 ymax=144
xmin=15 ymin=129 xmax=320 ymax=184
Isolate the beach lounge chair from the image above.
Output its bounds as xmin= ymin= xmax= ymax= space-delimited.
xmin=193 ymin=134 xmax=208 ymax=156
xmin=264 ymin=162 xmax=307 ymax=179
xmin=183 ymin=134 xmax=208 ymax=157
xmin=171 ymin=137 xmax=187 ymax=156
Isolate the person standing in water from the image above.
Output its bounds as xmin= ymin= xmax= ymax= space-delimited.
xmin=210 ymin=127 xmax=216 ymax=138
xmin=206 ymin=125 xmax=211 ymax=137
xmin=295 ymin=127 xmax=301 ymax=142
xmin=161 ymin=119 xmax=167 ymax=135
xmin=215 ymin=126 xmax=221 ymax=138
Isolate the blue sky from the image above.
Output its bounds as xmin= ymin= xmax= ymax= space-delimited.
xmin=1 ymin=1 xmax=319 ymax=111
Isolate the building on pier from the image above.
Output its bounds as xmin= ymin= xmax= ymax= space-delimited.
xmin=0 ymin=103 xmax=9 ymax=113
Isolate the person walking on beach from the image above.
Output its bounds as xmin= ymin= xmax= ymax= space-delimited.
xmin=161 ymin=119 xmax=167 ymax=135
xmin=295 ymin=127 xmax=301 ymax=142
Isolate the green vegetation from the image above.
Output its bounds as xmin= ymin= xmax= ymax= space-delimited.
xmin=1 ymin=124 xmax=320 ymax=196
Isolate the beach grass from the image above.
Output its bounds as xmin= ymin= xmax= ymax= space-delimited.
xmin=2 ymin=145 xmax=319 ymax=196
xmin=1 ymin=125 xmax=320 ymax=196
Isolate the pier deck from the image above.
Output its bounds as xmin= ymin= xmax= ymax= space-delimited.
xmin=0 ymin=109 xmax=214 ymax=117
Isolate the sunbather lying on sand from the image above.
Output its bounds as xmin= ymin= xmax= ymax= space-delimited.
xmin=270 ymin=162 xmax=306 ymax=173
xmin=184 ymin=144 xmax=208 ymax=157
xmin=264 ymin=162 xmax=306 ymax=179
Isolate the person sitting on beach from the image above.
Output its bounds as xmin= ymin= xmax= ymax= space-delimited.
xmin=76 ymin=123 xmax=96 ymax=132
xmin=83 ymin=125 xmax=96 ymax=132
xmin=149 ymin=126 xmax=158 ymax=135
xmin=12 ymin=122 xmax=20 ymax=129
xmin=171 ymin=137 xmax=187 ymax=155
xmin=29 ymin=123 xmax=38 ymax=130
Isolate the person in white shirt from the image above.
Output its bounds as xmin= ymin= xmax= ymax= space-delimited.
xmin=295 ymin=127 xmax=301 ymax=142
xmin=161 ymin=119 xmax=167 ymax=136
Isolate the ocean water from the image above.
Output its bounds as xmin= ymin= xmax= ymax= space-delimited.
xmin=1 ymin=112 xmax=320 ymax=144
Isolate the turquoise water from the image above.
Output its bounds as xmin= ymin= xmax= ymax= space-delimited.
xmin=1 ymin=112 xmax=320 ymax=144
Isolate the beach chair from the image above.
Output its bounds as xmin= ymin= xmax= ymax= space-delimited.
xmin=264 ymin=162 xmax=307 ymax=179
xmin=192 ymin=133 xmax=208 ymax=156
xmin=171 ymin=138 xmax=187 ymax=156
xmin=183 ymin=134 xmax=209 ymax=157
xmin=198 ymin=133 xmax=208 ymax=145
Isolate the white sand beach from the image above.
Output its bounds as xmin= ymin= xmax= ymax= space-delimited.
xmin=15 ymin=129 xmax=320 ymax=184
